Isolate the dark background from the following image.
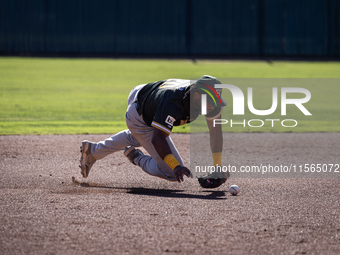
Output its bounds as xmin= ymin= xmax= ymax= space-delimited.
xmin=1 ymin=0 xmax=339 ymax=59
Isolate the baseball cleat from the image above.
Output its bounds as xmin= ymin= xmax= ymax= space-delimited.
xmin=79 ymin=140 xmax=97 ymax=178
xmin=124 ymin=146 xmax=143 ymax=165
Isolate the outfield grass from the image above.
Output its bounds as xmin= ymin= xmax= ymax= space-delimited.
xmin=0 ymin=57 xmax=339 ymax=135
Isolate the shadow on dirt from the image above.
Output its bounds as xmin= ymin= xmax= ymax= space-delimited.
xmin=127 ymin=187 xmax=227 ymax=200
xmin=71 ymin=176 xmax=227 ymax=200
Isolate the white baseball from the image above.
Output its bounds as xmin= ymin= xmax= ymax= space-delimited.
xmin=229 ymin=185 xmax=240 ymax=196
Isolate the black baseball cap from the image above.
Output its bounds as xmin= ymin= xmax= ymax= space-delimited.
xmin=195 ymin=75 xmax=227 ymax=108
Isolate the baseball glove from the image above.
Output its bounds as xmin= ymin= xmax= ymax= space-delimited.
xmin=198 ymin=178 xmax=226 ymax=189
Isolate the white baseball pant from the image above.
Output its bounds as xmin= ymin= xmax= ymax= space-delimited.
xmin=89 ymin=84 xmax=184 ymax=181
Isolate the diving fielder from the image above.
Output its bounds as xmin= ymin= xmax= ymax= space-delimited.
xmin=79 ymin=75 xmax=228 ymax=188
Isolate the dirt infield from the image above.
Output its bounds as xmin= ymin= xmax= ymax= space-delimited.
xmin=0 ymin=133 xmax=339 ymax=255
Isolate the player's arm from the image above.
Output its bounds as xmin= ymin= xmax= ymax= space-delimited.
xmin=205 ymin=108 xmax=228 ymax=181
xmin=151 ymin=127 xmax=172 ymax=159
xmin=206 ymin=116 xmax=223 ymax=166
xmin=151 ymin=128 xmax=191 ymax=182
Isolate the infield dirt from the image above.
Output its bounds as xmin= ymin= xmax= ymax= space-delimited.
xmin=0 ymin=133 xmax=339 ymax=254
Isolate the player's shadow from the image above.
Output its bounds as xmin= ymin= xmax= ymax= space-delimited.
xmin=127 ymin=187 xmax=227 ymax=200
xmin=72 ymin=178 xmax=227 ymax=200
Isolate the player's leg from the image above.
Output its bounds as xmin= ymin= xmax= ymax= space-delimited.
xmin=79 ymin=84 xmax=146 ymax=178
xmin=80 ymin=130 xmax=141 ymax=178
xmin=90 ymin=130 xmax=140 ymax=160
xmin=125 ymin=100 xmax=184 ymax=181
xmin=133 ymin=133 xmax=184 ymax=181
xmin=85 ymin=84 xmax=146 ymax=158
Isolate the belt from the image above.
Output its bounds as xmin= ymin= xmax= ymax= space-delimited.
xmin=135 ymin=100 xmax=142 ymax=115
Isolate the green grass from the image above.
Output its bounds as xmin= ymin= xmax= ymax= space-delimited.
xmin=0 ymin=57 xmax=339 ymax=135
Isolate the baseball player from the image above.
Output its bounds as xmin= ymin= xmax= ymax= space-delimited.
xmin=79 ymin=75 xmax=228 ymax=188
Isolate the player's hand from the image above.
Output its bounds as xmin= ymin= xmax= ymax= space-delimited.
xmin=173 ymin=165 xmax=191 ymax=183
